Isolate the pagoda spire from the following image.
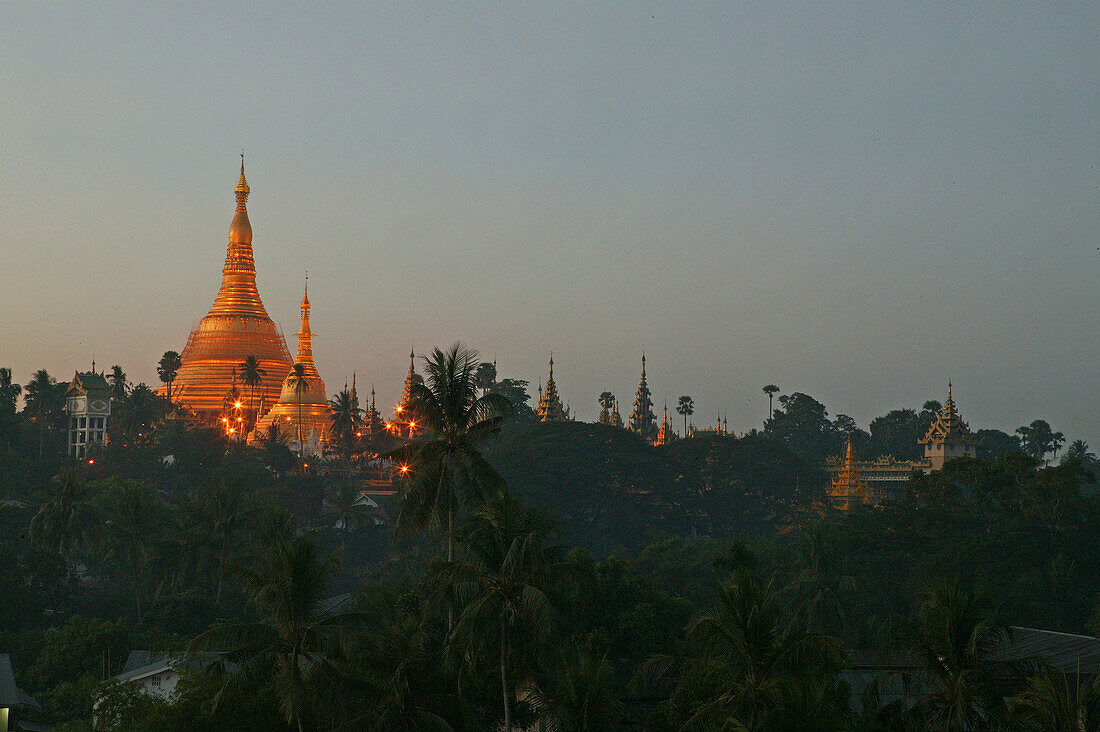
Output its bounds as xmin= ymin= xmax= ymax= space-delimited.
xmin=830 ymin=435 xmax=869 ymax=511
xmin=294 ymin=278 xmax=317 ymax=375
xmin=629 ymin=353 xmax=657 ymax=441
xmin=536 ymin=353 xmax=567 ymax=422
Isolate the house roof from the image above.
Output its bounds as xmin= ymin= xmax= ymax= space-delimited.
xmin=67 ymin=372 xmax=110 ymax=398
xmin=993 ymin=627 xmax=1100 ymax=675
xmin=0 ymin=654 xmax=40 ymax=708
xmin=847 ymin=627 xmax=1100 ymax=676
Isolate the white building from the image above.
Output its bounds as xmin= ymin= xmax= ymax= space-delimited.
xmin=65 ymin=371 xmax=111 ymax=458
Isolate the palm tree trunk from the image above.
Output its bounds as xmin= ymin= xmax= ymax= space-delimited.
xmin=500 ymin=616 xmax=512 ymax=732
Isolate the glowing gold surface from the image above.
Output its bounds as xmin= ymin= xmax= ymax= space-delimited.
xmin=161 ymin=161 xmax=294 ymax=417
xmin=251 ymin=283 xmax=332 ymax=451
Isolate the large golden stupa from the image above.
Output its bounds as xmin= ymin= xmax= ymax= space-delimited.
xmin=251 ymin=283 xmax=332 ymax=455
xmin=162 ymin=159 xmax=294 ymax=419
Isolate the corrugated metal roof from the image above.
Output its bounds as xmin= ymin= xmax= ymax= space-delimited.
xmin=0 ymin=654 xmax=40 ymax=708
xmin=994 ymin=627 xmax=1100 ymax=674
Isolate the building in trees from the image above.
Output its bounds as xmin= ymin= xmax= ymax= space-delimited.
xmin=918 ymin=383 xmax=979 ymax=470
xmin=65 ymin=371 xmax=111 ymax=457
xmin=535 ymin=356 xmax=569 ymax=422
xmin=250 ymin=283 xmax=332 ymax=456
xmin=159 ymin=159 xmax=294 ymax=419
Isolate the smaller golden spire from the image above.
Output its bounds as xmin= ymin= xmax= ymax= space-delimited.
xmin=235 ymin=152 xmax=250 ymax=210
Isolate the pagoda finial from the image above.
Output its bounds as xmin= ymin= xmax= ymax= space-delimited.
xmin=235 ymin=152 xmax=250 ymax=209
xmin=947 ymin=380 xmax=953 ymax=404
xmin=641 ymin=352 xmax=646 ymax=378
xmin=302 ymin=274 xmax=310 ymax=310
xmin=845 ymin=434 xmax=854 ymax=462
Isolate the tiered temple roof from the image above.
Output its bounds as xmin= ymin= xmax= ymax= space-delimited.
xmin=536 ymin=356 xmax=568 ymax=422
xmin=250 ymin=282 xmax=332 ymax=455
xmin=163 ymin=159 xmax=293 ymax=418
xmin=628 ymin=354 xmax=657 ymax=441
xmin=830 ymin=437 xmax=869 ymax=511
xmin=918 ymin=383 xmax=980 ymax=447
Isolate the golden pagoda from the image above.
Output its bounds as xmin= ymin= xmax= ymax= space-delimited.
xmin=392 ymin=348 xmax=420 ymax=437
xmin=830 ymin=436 xmax=869 ymax=511
xmin=536 ymin=355 xmax=568 ymax=422
xmin=918 ymin=382 xmax=980 ymax=470
xmin=162 ymin=158 xmax=294 ymax=419
xmin=609 ymin=398 xmax=623 ymax=428
xmin=655 ymin=402 xmax=674 ymax=445
xmin=251 ymin=282 xmax=332 ymax=455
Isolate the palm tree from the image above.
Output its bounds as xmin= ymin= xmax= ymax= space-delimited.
xmin=475 ymin=361 xmax=498 ymax=397
xmin=24 ymin=369 xmax=62 ymax=458
xmin=1010 ymin=666 xmax=1100 ymax=731
xmin=157 ymin=351 xmax=182 ymax=403
xmin=906 ymin=578 xmax=1010 ymax=730
xmin=532 ymin=638 xmax=624 ymax=731
xmin=395 ymin=343 xmax=512 ymax=563
xmin=287 ymin=363 xmax=308 ymax=455
xmin=329 ymin=387 xmax=359 ymax=460
xmin=443 ymin=497 xmax=559 ymax=732
xmin=337 ymin=588 xmax=456 ymax=730
xmin=191 ymin=535 xmax=360 ymax=732
xmin=0 ymin=367 xmax=19 ymax=416
xmin=677 ymin=395 xmax=694 ymax=437
xmin=763 ymin=385 xmax=780 ymax=423
xmin=100 ymin=479 xmax=162 ymax=624
xmin=1016 ymin=419 xmax=1066 ymax=463
xmin=239 ymin=355 xmax=266 ymax=432
xmin=1062 ymin=439 xmax=1097 ymax=468
xmin=650 ymin=569 xmax=844 ymax=730
xmin=29 ymin=470 xmax=95 ymax=581
xmin=597 ymin=392 xmax=615 ymax=424
xmin=119 ymin=383 xmax=160 ymax=436
xmin=108 ymin=365 xmax=129 ymax=404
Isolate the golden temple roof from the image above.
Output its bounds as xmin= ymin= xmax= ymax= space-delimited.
xmin=536 ymin=354 xmax=567 ymax=422
xmin=918 ymin=382 xmax=980 ymax=446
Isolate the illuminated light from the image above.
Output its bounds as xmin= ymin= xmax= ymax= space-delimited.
xmin=88 ymin=459 xmax=94 ymax=465
xmin=395 ymin=406 xmax=403 ymax=414
xmin=399 ymin=464 xmax=410 ymax=474
xmin=235 ymin=401 xmax=242 ymax=409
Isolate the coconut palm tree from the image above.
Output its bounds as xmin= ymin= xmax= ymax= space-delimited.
xmin=531 ymin=638 xmax=624 ymax=732
xmin=395 ymin=343 xmax=512 ymax=563
xmin=763 ymin=385 xmax=780 ymax=423
xmin=677 ymin=395 xmax=694 ymax=437
xmin=1061 ymin=439 xmax=1097 ymax=469
xmin=108 ymin=365 xmax=129 ymax=404
xmin=24 ymin=369 xmax=63 ymax=457
xmin=29 ymin=470 xmax=96 ymax=581
xmin=239 ymin=355 xmax=266 ymax=432
xmin=1010 ymin=665 xmax=1100 ymax=731
xmin=667 ymin=569 xmax=845 ymax=730
xmin=443 ymin=497 xmax=560 ymax=732
xmin=287 ymin=363 xmax=308 ymax=455
xmin=100 ymin=479 xmax=163 ymax=624
xmin=157 ymin=351 xmax=182 ymax=402
xmin=191 ymin=535 xmax=361 ymax=732
xmin=0 ymin=367 xmax=19 ymax=416
xmin=907 ymin=578 xmax=1010 ymax=730
xmin=329 ymin=387 xmax=360 ymax=460
xmin=475 ymin=361 xmax=498 ymax=397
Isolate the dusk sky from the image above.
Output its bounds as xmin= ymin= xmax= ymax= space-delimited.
xmin=2 ymin=3 xmax=1098 ymax=446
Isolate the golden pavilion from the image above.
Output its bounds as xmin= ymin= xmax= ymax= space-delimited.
xmin=251 ymin=282 xmax=332 ymax=455
xmin=161 ymin=159 xmax=294 ymax=419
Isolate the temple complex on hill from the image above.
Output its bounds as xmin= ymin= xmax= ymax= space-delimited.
xmin=628 ymin=354 xmax=657 ymax=441
xmin=825 ymin=384 xmax=980 ymax=508
xmin=251 ymin=283 xmax=332 ymax=455
xmin=536 ymin=356 xmax=569 ymax=422
xmin=160 ymin=159 xmax=294 ymax=419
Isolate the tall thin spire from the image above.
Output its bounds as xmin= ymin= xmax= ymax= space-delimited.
xmin=294 ymin=277 xmax=317 ymax=373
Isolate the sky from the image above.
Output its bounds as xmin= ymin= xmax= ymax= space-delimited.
xmin=2 ymin=3 xmax=1098 ymax=447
